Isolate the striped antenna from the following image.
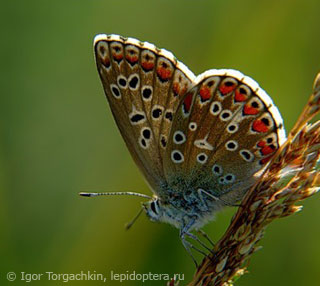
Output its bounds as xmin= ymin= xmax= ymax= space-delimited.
xmin=79 ymin=191 xmax=152 ymax=200
xmin=79 ymin=191 xmax=150 ymax=230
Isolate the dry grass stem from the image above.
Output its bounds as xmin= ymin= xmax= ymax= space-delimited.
xmin=186 ymin=72 xmax=320 ymax=286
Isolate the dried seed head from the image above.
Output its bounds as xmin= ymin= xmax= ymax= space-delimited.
xmin=216 ymin=256 xmax=228 ymax=273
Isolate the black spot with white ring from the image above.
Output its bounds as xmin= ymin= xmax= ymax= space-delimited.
xmin=240 ymin=149 xmax=254 ymax=162
xmin=224 ymin=174 xmax=236 ymax=184
xmin=171 ymin=150 xmax=184 ymax=163
xmin=117 ymin=75 xmax=128 ymax=89
xmin=138 ymin=134 xmax=150 ymax=149
xmin=251 ymin=100 xmax=260 ymax=109
xmin=128 ymin=74 xmax=140 ymax=90
xmin=141 ymin=86 xmax=153 ymax=101
xmin=239 ymin=87 xmax=247 ymax=94
xmin=110 ymin=84 xmax=121 ymax=99
xmin=152 ymin=105 xmax=164 ymax=120
xmin=173 ymin=131 xmax=186 ymax=144
xmin=210 ymin=101 xmax=222 ymax=115
xmin=225 ymin=80 xmax=236 ymax=87
xmin=261 ymin=117 xmax=271 ymax=126
xmin=152 ymin=109 xmax=162 ymax=119
xmin=227 ymin=123 xmax=238 ymax=134
xmin=189 ymin=122 xmax=197 ymax=131
xmin=140 ymin=138 xmax=147 ymax=148
xmin=212 ymin=164 xmax=223 ymax=176
xmin=141 ymin=127 xmax=152 ymax=140
xmin=220 ymin=110 xmax=233 ymax=121
xmin=267 ymin=137 xmax=274 ymax=144
xmin=197 ymin=153 xmax=208 ymax=164
xmin=130 ymin=114 xmax=145 ymax=124
xmin=225 ymin=140 xmax=238 ymax=151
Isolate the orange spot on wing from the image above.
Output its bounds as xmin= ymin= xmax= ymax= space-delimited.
xmin=173 ymin=82 xmax=180 ymax=95
xmin=199 ymin=86 xmax=211 ymax=101
xmin=180 ymin=86 xmax=187 ymax=95
xmin=126 ymin=55 xmax=138 ymax=64
xmin=260 ymin=155 xmax=273 ymax=164
xmin=173 ymin=82 xmax=187 ymax=96
xmin=252 ymin=119 xmax=269 ymax=133
xmin=219 ymin=84 xmax=236 ymax=95
xmin=261 ymin=145 xmax=275 ymax=155
xmin=257 ymin=140 xmax=266 ymax=147
xmin=141 ymin=61 xmax=154 ymax=71
xmin=183 ymin=92 xmax=193 ymax=113
xmin=235 ymin=90 xmax=248 ymax=102
xmin=157 ymin=67 xmax=172 ymax=80
xmin=102 ymin=58 xmax=110 ymax=67
xmin=244 ymin=104 xmax=259 ymax=115
xmin=112 ymin=53 xmax=123 ymax=61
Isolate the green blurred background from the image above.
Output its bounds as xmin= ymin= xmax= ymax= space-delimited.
xmin=1 ymin=0 xmax=319 ymax=285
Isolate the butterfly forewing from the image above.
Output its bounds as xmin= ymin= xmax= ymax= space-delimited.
xmin=164 ymin=69 xmax=286 ymax=199
xmin=94 ymin=34 xmax=195 ymax=192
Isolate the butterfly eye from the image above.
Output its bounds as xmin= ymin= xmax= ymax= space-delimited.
xmin=150 ymin=201 xmax=158 ymax=214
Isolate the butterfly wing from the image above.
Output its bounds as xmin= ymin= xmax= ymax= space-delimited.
xmin=163 ymin=69 xmax=286 ymax=202
xmin=94 ymin=34 xmax=195 ymax=191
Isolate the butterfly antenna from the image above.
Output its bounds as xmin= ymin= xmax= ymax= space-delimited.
xmin=79 ymin=191 xmax=152 ymax=200
xmin=125 ymin=208 xmax=144 ymax=230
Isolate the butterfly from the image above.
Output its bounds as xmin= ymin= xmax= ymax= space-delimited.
xmin=80 ymin=34 xmax=286 ymax=264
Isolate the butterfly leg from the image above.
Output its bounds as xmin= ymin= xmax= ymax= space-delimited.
xmin=197 ymin=229 xmax=215 ymax=247
xmin=180 ymin=234 xmax=199 ymax=267
xmin=180 ymin=221 xmax=208 ymax=266
xmin=199 ymin=188 xmax=240 ymax=207
xmin=197 ymin=188 xmax=210 ymax=211
xmin=184 ymin=231 xmax=214 ymax=254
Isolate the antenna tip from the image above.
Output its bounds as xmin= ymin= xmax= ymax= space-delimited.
xmin=79 ymin=192 xmax=93 ymax=197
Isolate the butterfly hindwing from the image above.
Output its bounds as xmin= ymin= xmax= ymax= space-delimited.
xmin=164 ymin=69 xmax=286 ymax=200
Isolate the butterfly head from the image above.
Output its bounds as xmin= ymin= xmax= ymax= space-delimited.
xmin=142 ymin=198 xmax=163 ymax=222
xmin=142 ymin=197 xmax=187 ymax=229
